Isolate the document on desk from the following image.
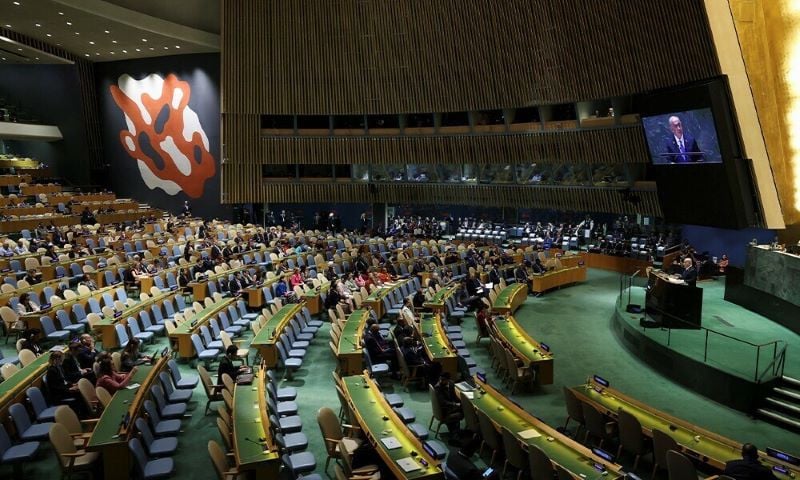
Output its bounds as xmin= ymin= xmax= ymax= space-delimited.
xmin=396 ymin=457 xmax=422 ymax=472
xmin=125 ymin=383 xmax=141 ymax=390
xmin=518 ymin=429 xmax=542 ymax=439
xmin=462 ymin=391 xmax=475 ymax=399
xmin=380 ymin=436 xmax=402 ymax=449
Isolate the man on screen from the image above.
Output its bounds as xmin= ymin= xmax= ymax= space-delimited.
xmin=664 ymin=115 xmax=704 ymax=163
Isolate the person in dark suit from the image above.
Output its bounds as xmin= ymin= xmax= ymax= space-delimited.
xmin=217 ymin=345 xmax=246 ymax=385
xmin=680 ymin=257 xmax=698 ymax=287
xmin=663 ymin=115 xmax=703 ymax=163
xmin=446 ymin=438 xmax=495 ymax=480
xmin=433 ymin=372 xmax=463 ymax=433
xmin=45 ymin=351 xmax=80 ymax=405
xmin=723 ymin=444 xmax=777 ymax=480
xmin=363 ymin=324 xmax=398 ymax=375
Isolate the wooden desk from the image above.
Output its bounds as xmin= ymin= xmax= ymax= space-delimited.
xmin=462 ymin=377 xmax=622 ymax=479
xmin=21 ymin=184 xmax=61 ymax=195
xmin=491 ymin=283 xmax=528 ymax=314
xmin=491 ymin=316 xmax=554 ymax=384
xmin=233 ymin=368 xmax=281 ymax=476
xmin=0 ymin=174 xmax=32 ymax=186
xmin=0 ymin=351 xmax=51 ymax=424
xmin=364 ymin=278 xmax=413 ymax=319
xmin=189 ymin=265 xmax=248 ymax=301
xmin=341 ymin=373 xmax=442 ymax=479
xmin=0 ymin=276 xmax=64 ymax=307
xmin=94 ymin=292 xmax=177 ymax=348
xmin=571 ymin=379 xmax=800 ymax=477
xmin=419 ymin=313 xmax=459 ymax=377
xmin=422 ymin=285 xmax=458 ymax=313
xmin=530 ymin=266 xmax=587 ymax=294
xmin=87 ymin=357 xmax=168 ymax=479
xmin=585 ymin=253 xmax=651 ymax=276
xmin=336 ymin=309 xmax=369 ymax=376
xmin=170 ymin=298 xmax=237 ymax=359
xmin=250 ymin=303 xmax=304 ymax=368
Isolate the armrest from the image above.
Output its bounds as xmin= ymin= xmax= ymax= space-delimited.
xmin=62 ymin=452 xmax=87 ymax=457
xmin=223 ymin=469 xmax=240 ymax=479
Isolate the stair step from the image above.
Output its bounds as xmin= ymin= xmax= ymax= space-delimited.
xmin=764 ymin=397 xmax=800 ymax=417
xmin=782 ymin=375 xmax=800 ymax=389
xmin=774 ymin=387 xmax=800 ymax=402
xmin=756 ymin=408 xmax=800 ymax=429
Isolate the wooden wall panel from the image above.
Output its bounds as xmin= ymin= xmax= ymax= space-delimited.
xmin=221 ymin=180 xmax=662 ymax=217
xmin=221 ymin=0 xmax=720 ymax=115
xmin=251 ymin=127 xmax=650 ymax=165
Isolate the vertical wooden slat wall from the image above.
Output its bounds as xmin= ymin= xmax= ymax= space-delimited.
xmin=221 ymin=0 xmax=719 ymax=215
xmin=222 ymin=0 xmax=720 ymax=115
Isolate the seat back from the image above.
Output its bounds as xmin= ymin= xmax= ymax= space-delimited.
xmin=653 ymin=429 xmax=680 ymax=471
xmin=50 ymin=423 xmax=79 ymax=469
xmin=191 ymin=334 xmax=206 ymax=355
xmin=9 ymin=403 xmax=32 ymax=432
xmin=581 ymin=402 xmax=608 ymax=439
xmin=115 ymin=324 xmax=130 ymax=347
xmin=96 ymin=386 xmax=113 ymax=408
xmin=666 ymin=450 xmax=697 ymax=480
xmin=477 ymin=409 xmax=501 ymax=450
xmin=128 ymin=437 xmax=150 ymax=474
xmin=1 ymin=363 xmax=19 ymax=380
xmin=502 ymin=426 xmax=527 ymax=470
xmin=27 ymin=386 xmax=50 ymax=416
xmin=618 ymin=408 xmax=644 ymax=454
xmin=563 ymin=387 xmax=584 ymax=424
xmin=54 ymin=405 xmax=83 ymax=436
xmin=529 ymin=443 xmax=555 ymax=480
xmin=19 ymin=348 xmax=36 ymax=367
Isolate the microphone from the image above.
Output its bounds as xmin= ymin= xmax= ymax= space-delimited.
xmin=345 ymin=336 xmax=357 ymax=347
xmin=244 ymin=437 xmax=267 ymax=449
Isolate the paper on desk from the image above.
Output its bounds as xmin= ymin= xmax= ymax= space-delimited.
xmin=463 ymin=391 xmax=475 ymax=399
xmin=126 ymin=383 xmax=141 ymax=390
xmin=396 ymin=457 xmax=422 ymax=472
xmin=380 ymin=436 xmax=402 ymax=449
xmin=518 ymin=429 xmax=541 ymax=439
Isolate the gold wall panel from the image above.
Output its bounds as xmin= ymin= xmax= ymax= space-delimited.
xmin=730 ymin=0 xmax=798 ymax=227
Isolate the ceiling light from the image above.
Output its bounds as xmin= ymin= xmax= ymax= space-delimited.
xmin=17 ymin=48 xmax=21 ymax=51
xmin=0 ymin=36 xmax=11 ymax=43
xmin=34 ymin=57 xmax=38 ymax=60
xmin=1 ymin=58 xmax=5 ymax=61
xmin=141 ymin=38 xmax=147 ymax=42
xmin=34 ymin=23 xmax=41 ymax=27
xmin=89 ymin=41 xmax=94 ymax=45
xmin=58 ymin=12 xmax=64 ymax=15
xmin=74 ymin=32 xmax=79 ymax=35
xmin=66 ymin=21 xmax=72 ymax=26
xmin=175 ymin=45 xmax=180 ymax=49
xmin=135 ymin=48 xmax=140 ymax=52
xmin=95 ymin=52 xmax=99 ymax=55
xmin=112 ymin=40 xmax=117 ymax=44
xmin=84 ymin=53 xmax=89 ymax=57
xmin=13 ymin=1 xmax=20 ymax=5
xmin=149 ymin=47 xmax=154 ymax=50
xmin=122 ymin=49 xmax=127 ymax=53
xmin=46 ymin=33 xmax=51 ymax=37
xmin=163 ymin=46 xmax=168 ymax=50
xmin=4 ymin=25 xmax=11 ymax=28
xmin=104 ymin=30 xmax=110 ymax=34
xmin=110 ymin=51 xmax=115 ymax=54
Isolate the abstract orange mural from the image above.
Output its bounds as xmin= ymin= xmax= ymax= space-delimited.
xmin=109 ymin=73 xmax=215 ymax=198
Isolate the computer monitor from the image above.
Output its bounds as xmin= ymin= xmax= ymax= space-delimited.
xmin=766 ymin=448 xmax=800 ymax=466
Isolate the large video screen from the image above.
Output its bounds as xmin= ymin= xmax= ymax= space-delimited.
xmin=642 ymin=108 xmax=722 ymax=164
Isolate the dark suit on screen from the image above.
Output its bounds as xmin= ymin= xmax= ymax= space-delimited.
xmin=664 ymin=134 xmax=703 ymax=163
xmin=680 ymin=265 xmax=697 ymax=287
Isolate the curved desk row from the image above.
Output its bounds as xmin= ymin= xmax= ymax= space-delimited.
xmin=87 ymin=356 xmax=169 ymax=478
xmin=336 ymin=309 xmax=369 ymax=376
xmin=170 ymin=297 xmax=238 ymax=359
xmin=529 ymin=265 xmax=587 ymax=294
xmin=95 ymin=290 xmax=180 ymax=348
xmin=250 ymin=302 xmax=305 ymax=368
xmin=422 ymin=284 xmax=459 ymax=313
xmin=232 ymin=368 xmax=280 ymax=476
xmin=571 ymin=378 xmax=799 ymax=478
xmin=491 ymin=282 xmax=528 ymax=314
xmin=419 ymin=312 xmax=459 ymax=377
xmin=461 ymin=377 xmax=622 ymax=479
xmin=491 ymin=316 xmax=554 ymax=384
xmin=341 ymin=373 xmax=443 ymax=479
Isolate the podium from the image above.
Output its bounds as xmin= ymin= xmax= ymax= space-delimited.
xmin=645 ymin=271 xmax=703 ymax=329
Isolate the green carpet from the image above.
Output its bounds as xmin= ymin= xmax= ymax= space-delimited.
xmin=2 ymin=268 xmax=798 ymax=479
